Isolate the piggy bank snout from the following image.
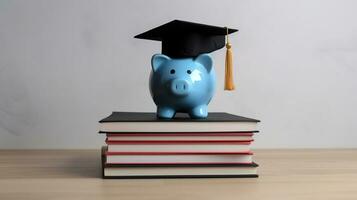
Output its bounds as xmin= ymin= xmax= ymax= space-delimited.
xmin=170 ymin=79 xmax=190 ymax=96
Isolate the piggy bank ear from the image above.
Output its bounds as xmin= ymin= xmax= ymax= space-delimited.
xmin=151 ymin=54 xmax=171 ymax=72
xmin=195 ymin=54 xmax=213 ymax=73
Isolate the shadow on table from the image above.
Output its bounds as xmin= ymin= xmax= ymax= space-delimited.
xmin=0 ymin=149 xmax=102 ymax=179
xmin=56 ymin=150 xmax=102 ymax=178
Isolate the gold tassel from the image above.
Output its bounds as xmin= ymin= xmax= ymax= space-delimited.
xmin=224 ymin=27 xmax=235 ymax=90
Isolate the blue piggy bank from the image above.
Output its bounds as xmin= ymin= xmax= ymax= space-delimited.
xmin=150 ymin=53 xmax=216 ymax=119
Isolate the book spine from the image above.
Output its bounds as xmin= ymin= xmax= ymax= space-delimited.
xmin=106 ymin=132 xmax=255 ymax=136
xmin=102 ymin=174 xmax=259 ymax=179
xmin=105 ymin=139 xmax=252 ymax=145
xmin=105 ymin=151 xmax=253 ymax=155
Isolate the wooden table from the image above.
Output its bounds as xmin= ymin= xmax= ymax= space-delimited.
xmin=0 ymin=149 xmax=356 ymax=200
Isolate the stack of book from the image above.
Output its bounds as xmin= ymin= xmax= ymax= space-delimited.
xmin=99 ymin=112 xmax=260 ymax=178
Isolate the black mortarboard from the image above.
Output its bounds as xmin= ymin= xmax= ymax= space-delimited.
xmin=134 ymin=20 xmax=238 ymax=58
xmin=135 ymin=20 xmax=238 ymax=90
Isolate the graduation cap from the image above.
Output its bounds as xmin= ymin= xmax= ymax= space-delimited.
xmin=135 ymin=20 xmax=238 ymax=90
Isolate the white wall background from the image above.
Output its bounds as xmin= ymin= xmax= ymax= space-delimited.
xmin=0 ymin=0 xmax=357 ymax=149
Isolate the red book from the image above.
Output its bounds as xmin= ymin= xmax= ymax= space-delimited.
xmin=105 ymin=151 xmax=253 ymax=164
xmin=106 ymin=139 xmax=251 ymax=153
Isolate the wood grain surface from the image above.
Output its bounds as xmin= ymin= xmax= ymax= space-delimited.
xmin=0 ymin=149 xmax=356 ymax=200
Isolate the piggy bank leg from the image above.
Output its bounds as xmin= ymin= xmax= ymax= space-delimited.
xmin=157 ymin=106 xmax=176 ymax=119
xmin=189 ymin=105 xmax=208 ymax=119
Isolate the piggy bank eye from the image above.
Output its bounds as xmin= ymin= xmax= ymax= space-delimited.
xmin=170 ymin=69 xmax=175 ymax=74
xmin=187 ymin=70 xmax=192 ymax=74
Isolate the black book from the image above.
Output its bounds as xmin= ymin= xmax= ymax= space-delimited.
xmin=99 ymin=112 xmax=260 ymax=133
